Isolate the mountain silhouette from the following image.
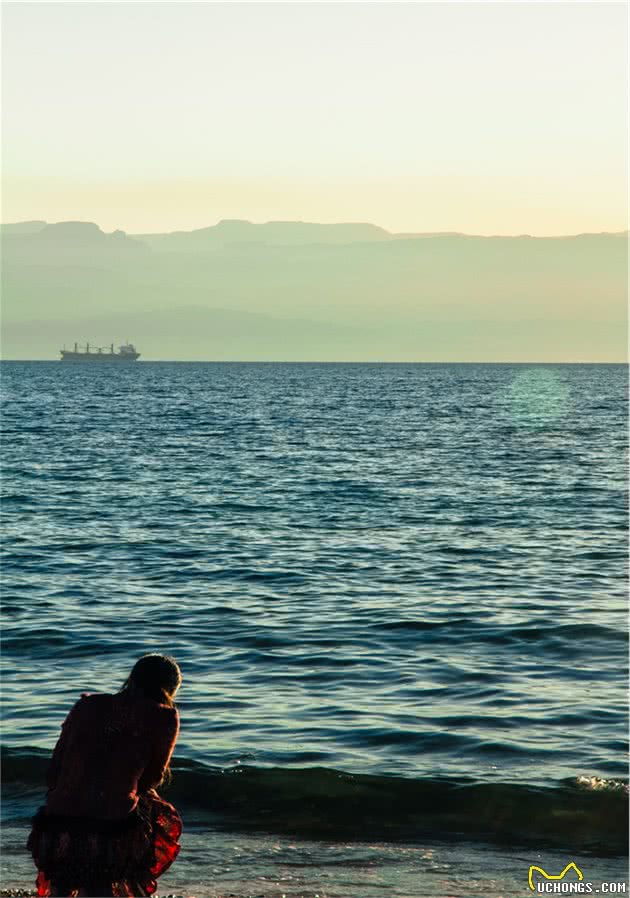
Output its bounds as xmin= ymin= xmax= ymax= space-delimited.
xmin=1 ymin=220 xmax=626 ymax=361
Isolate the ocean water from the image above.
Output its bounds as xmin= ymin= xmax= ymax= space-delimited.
xmin=1 ymin=361 xmax=628 ymax=893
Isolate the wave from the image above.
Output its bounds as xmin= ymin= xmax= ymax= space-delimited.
xmin=2 ymin=746 xmax=627 ymax=856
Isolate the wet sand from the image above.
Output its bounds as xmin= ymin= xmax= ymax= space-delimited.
xmin=3 ymin=822 xmax=629 ymax=898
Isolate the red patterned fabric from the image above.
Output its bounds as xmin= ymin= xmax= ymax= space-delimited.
xmin=30 ymin=792 xmax=182 ymax=897
xmin=148 ymin=793 xmax=182 ymax=882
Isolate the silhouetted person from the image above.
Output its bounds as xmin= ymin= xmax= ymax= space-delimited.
xmin=28 ymin=654 xmax=182 ymax=897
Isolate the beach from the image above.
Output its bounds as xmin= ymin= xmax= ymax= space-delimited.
xmin=3 ymin=822 xmax=629 ymax=897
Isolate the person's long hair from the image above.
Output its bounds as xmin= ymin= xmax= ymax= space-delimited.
xmin=119 ymin=654 xmax=182 ymax=787
xmin=120 ymin=653 xmax=182 ymax=707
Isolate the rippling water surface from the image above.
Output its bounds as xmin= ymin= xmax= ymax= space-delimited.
xmin=2 ymin=362 xmax=628 ymax=793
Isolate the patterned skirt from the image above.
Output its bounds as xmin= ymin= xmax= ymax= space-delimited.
xmin=27 ymin=793 xmax=182 ymax=897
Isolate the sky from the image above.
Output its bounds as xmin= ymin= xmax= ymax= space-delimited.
xmin=2 ymin=2 xmax=628 ymax=235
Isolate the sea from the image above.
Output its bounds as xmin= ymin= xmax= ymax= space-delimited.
xmin=1 ymin=361 xmax=628 ymax=897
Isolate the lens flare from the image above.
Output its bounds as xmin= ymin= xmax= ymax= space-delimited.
xmin=501 ymin=368 xmax=571 ymax=428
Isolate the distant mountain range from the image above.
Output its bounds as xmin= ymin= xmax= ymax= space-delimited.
xmin=1 ymin=220 xmax=626 ymax=361
xmin=0 ymin=219 xmax=468 ymax=243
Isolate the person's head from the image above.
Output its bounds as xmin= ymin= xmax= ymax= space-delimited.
xmin=121 ymin=654 xmax=182 ymax=706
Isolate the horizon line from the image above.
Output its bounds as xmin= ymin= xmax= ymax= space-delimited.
xmin=2 ymin=359 xmax=627 ymax=366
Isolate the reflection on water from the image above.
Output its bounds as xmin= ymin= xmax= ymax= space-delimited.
xmin=1 ymin=363 xmax=627 ymax=791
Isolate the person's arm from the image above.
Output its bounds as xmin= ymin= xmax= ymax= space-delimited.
xmin=137 ymin=708 xmax=179 ymax=794
xmin=46 ymin=698 xmax=84 ymax=791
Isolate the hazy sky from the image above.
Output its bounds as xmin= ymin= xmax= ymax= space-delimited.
xmin=2 ymin=2 xmax=628 ymax=235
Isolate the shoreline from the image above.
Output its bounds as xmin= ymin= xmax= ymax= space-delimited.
xmin=3 ymin=822 xmax=629 ymax=898
xmin=4 ymin=748 xmax=628 ymax=858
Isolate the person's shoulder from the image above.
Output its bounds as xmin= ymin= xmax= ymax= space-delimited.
xmin=152 ymin=702 xmax=179 ymax=730
xmin=77 ymin=692 xmax=113 ymax=706
xmin=154 ymin=702 xmax=179 ymax=720
xmin=64 ymin=692 xmax=113 ymax=723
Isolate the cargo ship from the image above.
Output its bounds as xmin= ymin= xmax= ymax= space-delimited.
xmin=60 ymin=342 xmax=140 ymax=362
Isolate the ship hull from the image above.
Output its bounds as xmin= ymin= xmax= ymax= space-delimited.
xmin=60 ymin=353 xmax=140 ymax=362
